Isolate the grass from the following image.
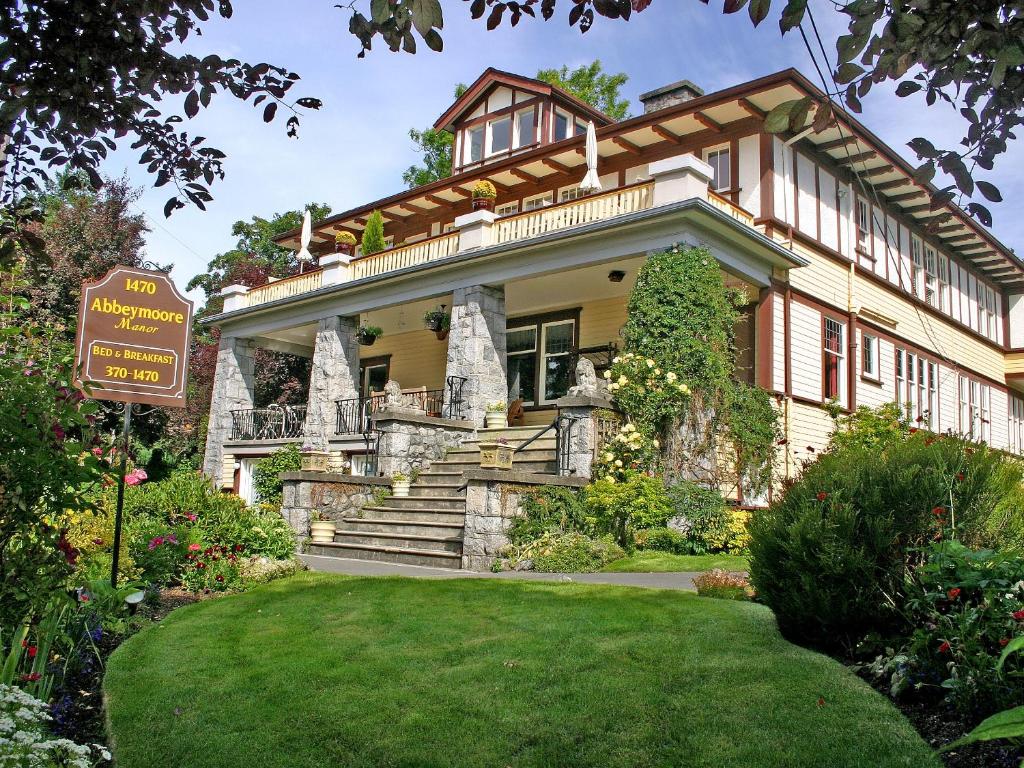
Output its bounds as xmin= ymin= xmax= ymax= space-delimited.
xmin=602 ymin=551 xmax=750 ymax=572
xmin=104 ymin=573 xmax=938 ymax=768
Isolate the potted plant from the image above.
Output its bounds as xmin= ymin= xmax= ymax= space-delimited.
xmin=391 ymin=472 xmax=410 ymax=497
xmin=484 ymin=401 xmax=507 ymax=429
xmin=423 ymin=305 xmax=450 ymax=340
xmin=300 ymin=444 xmax=330 ymax=472
xmin=309 ymin=511 xmax=335 ymax=543
xmin=334 ymin=230 xmax=357 ymax=257
xmin=471 ymin=180 xmax=497 ymax=211
xmin=357 ymin=325 xmax=383 ymax=346
xmin=478 ymin=438 xmax=513 ymax=470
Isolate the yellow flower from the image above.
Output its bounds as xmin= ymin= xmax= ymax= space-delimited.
xmin=653 ymin=439 xmax=661 ymax=448
xmin=654 ymin=368 xmax=661 ymax=375
xmin=603 ymin=452 xmax=614 ymax=462
xmin=618 ymin=375 xmax=628 ymax=386
xmin=646 ymin=359 xmax=655 ymax=368
xmin=614 ymin=460 xmax=623 ymax=467
xmin=666 ymin=371 xmax=677 ymax=382
xmin=612 ymin=356 xmax=621 ymax=364
xmin=603 ymin=370 xmax=612 ymax=379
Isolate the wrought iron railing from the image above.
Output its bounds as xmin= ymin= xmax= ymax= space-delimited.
xmin=335 ymin=395 xmax=382 ymax=435
xmin=444 ymin=375 xmax=467 ymax=420
xmin=569 ymin=343 xmax=618 ymax=383
xmin=229 ymin=404 xmax=307 ymax=441
xmin=335 ymin=376 xmax=468 ymax=435
xmin=361 ymin=428 xmax=382 ymax=476
xmin=512 ymin=413 xmax=583 ymax=476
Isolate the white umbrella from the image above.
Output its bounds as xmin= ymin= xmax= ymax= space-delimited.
xmin=296 ymin=210 xmax=313 ymax=272
xmin=579 ymin=121 xmax=602 ymax=193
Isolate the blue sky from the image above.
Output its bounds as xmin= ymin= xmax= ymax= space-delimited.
xmin=98 ymin=1 xmax=1023 ymax=302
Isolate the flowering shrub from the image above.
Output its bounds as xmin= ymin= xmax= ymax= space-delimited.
xmin=182 ymin=544 xmax=245 ymax=592
xmin=665 ymin=481 xmax=738 ymax=554
xmin=252 ymin=444 xmax=301 ymax=507
xmin=634 ymin=526 xmax=690 ymax=554
xmin=593 ymin=422 xmax=660 ymax=482
xmin=602 ymin=352 xmax=689 ymax=434
xmin=63 ymin=505 xmax=138 ymax=583
xmin=865 ymin=541 xmax=1024 ymax=718
xmin=583 ymin=473 xmax=673 ymax=548
xmin=702 ymin=508 xmax=751 ymax=554
xmin=502 ymin=532 xmax=624 ymax=573
xmin=0 ymin=683 xmax=110 ymax=767
xmin=506 ymin=486 xmax=588 ymax=545
xmin=693 ymin=569 xmax=753 ymax=601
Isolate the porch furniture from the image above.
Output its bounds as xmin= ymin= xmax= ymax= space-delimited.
xmin=507 ymin=399 xmax=525 ymax=427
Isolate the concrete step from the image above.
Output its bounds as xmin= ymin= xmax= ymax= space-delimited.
xmin=340 ymin=518 xmax=464 ymax=538
xmin=358 ymin=507 xmax=466 ymax=525
xmin=448 ymin=438 xmax=557 ymax=453
xmin=306 ymin=541 xmax=461 ymax=569
xmin=384 ymin=495 xmax=465 ymax=510
xmin=426 ymin=460 xmax=557 ymax=474
xmin=438 ymin=447 xmax=555 ymax=463
xmin=478 ymin=425 xmax=558 ymax=440
xmin=333 ymin=529 xmax=462 ymax=553
xmin=408 ymin=483 xmax=464 ymax=496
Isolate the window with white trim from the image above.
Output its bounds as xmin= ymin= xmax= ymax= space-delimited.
xmin=1010 ymin=395 xmax=1024 ymax=455
xmin=487 ymin=115 xmax=511 ymax=156
xmin=465 ymin=125 xmax=483 ymax=164
xmin=506 ymin=316 xmax=577 ymax=405
xmin=910 ymin=236 xmax=923 ymax=298
xmin=924 ymin=245 xmax=938 ymax=307
xmin=495 ymin=201 xmax=519 ymax=217
xmin=523 ymin=192 xmax=553 ymax=211
xmin=856 ymin=198 xmax=870 ymax=251
xmin=861 ymin=333 xmax=879 ymax=380
xmin=896 ymin=349 xmax=937 ymax=430
xmin=559 ymin=185 xmax=584 ymax=203
xmin=553 ymin=109 xmax=578 ymax=142
xmin=959 ymin=376 xmax=991 ymax=443
xmin=823 ymin=318 xmax=845 ymax=403
xmin=704 ymin=147 xmax=731 ymax=192
xmin=937 ymin=255 xmax=951 ymax=314
xmin=514 ymin=107 xmax=536 ymax=149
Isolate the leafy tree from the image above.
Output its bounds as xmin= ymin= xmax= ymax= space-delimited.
xmin=361 ymin=210 xmax=387 ymax=254
xmin=21 ymin=173 xmax=149 ymax=333
xmin=344 ymin=0 xmax=1019 ymax=226
xmin=536 ymin=61 xmax=629 ymax=120
xmin=0 ymin=0 xmax=322 ymax=259
xmin=402 ymin=63 xmax=628 ymax=187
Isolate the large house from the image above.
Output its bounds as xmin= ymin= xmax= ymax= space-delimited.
xmin=201 ymin=67 xmax=1024 ymax=568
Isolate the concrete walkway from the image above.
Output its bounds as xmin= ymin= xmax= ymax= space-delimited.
xmin=299 ymin=553 xmax=700 ymax=591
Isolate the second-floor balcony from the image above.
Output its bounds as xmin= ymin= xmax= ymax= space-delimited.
xmin=219 ymin=164 xmax=758 ymax=315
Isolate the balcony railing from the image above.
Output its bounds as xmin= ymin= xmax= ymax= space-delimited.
xmin=335 ymin=377 xmax=467 ymax=435
xmin=351 ymin=232 xmax=460 ymax=281
xmin=244 ymin=270 xmax=322 ymax=308
xmin=492 ymin=182 xmax=653 ymax=245
xmin=707 ymin=190 xmax=754 ymax=227
xmin=229 ymin=404 xmax=307 ymax=441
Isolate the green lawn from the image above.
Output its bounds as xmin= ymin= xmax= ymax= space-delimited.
xmin=602 ymin=551 xmax=750 ymax=572
xmin=104 ymin=573 xmax=937 ymax=768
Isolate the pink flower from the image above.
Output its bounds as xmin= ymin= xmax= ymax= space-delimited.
xmin=187 ymin=513 xmax=198 ymax=522
xmin=189 ymin=543 xmax=201 ymax=552
xmin=124 ymin=468 xmax=148 ymax=486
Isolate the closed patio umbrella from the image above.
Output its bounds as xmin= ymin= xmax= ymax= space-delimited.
xmin=579 ymin=120 xmax=602 ymax=193
xmin=296 ymin=210 xmax=313 ymax=273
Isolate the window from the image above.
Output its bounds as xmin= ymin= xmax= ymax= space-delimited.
xmin=958 ymin=376 xmax=970 ymax=437
xmin=896 ymin=348 xmax=937 ymax=429
xmin=861 ymin=333 xmax=879 ymax=380
xmin=506 ymin=327 xmax=537 ymax=405
xmin=1011 ymin=395 xmax=1024 ymax=455
xmin=488 ymin=115 xmax=511 ymax=155
xmin=959 ymin=376 xmax=991 ymax=443
xmin=705 ymin=147 xmax=731 ymax=192
xmin=559 ymin=185 xmax=584 ymax=203
xmin=553 ymin=109 xmax=570 ymax=141
xmin=926 ymin=361 xmax=937 ymax=431
xmin=856 ymin=198 xmax=870 ymax=251
xmin=515 ymin=108 xmax=536 ymax=149
xmin=910 ymin=236 xmax=923 ymax=298
xmin=523 ymin=192 xmax=553 ymax=211
xmin=465 ymin=126 xmax=483 ymax=164
xmin=495 ymin=201 xmax=519 ymax=217
xmin=823 ymin=318 xmax=845 ymax=402
xmin=938 ymin=255 xmax=951 ymax=314
xmin=985 ymin=285 xmax=997 ymax=339
xmin=360 ymin=357 xmax=390 ymax=397
xmin=924 ymin=245 xmax=938 ymax=307
xmin=506 ymin=315 xmax=578 ymax=406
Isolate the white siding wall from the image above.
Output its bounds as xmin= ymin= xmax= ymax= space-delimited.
xmin=1011 ymin=294 xmax=1024 ymax=348
xmin=938 ymin=364 xmax=959 ymax=434
xmin=819 ymin=168 xmax=838 ymax=252
xmin=790 ymin=302 xmax=822 ymax=401
xmin=991 ymin=388 xmax=1010 ymax=450
xmin=773 ymin=296 xmax=786 ymax=392
xmin=796 ymin=152 xmax=818 ymax=239
xmin=773 ymin=138 xmax=795 ymax=225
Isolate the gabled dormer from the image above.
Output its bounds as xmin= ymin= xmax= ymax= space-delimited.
xmin=434 ymin=68 xmax=614 ymax=175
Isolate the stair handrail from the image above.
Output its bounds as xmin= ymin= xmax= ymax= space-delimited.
xmin=511 ymin=419 xmax=559 ymax=454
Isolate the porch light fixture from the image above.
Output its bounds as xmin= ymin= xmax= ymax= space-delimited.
xmin=608 ymin=270 xmax=626 ymax=283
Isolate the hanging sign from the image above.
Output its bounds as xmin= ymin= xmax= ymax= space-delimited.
xmin=74 ymin=265 xmax=194 ymax=408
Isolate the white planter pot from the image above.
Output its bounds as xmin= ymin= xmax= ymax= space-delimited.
xmin=485 ymin=412 xmax=506 ymax=429
xmin=392 ymin=479 xmax=410 ymax=497
xmin=309 ymin=520 xmax=336 ymax=543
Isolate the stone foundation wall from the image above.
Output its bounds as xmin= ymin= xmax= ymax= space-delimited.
xmin=461 ymin=471 xmax=588 ymax=571
xmin=280 ymin=472 xmax=390 ymax=540
xmin=374 ymin=410 xmax=476 ymax=478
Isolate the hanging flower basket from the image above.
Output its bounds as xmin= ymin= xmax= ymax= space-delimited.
xmin=357 ymin=325 xmax=382 ymax=346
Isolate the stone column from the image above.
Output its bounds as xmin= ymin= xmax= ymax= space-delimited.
xmin=202 ymin=335 xmax=256 ymax=485
xmin=444 ymin=284 xmax=507 ymax=427
xmin=302 ymin=316 xmax=360 ymax=452
xmin=554 ymin=395 xmax=617 ymax=479
xmin=649 ymin=153 xmax=714 ymax=207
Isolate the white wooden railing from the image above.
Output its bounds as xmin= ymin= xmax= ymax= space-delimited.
xmin=350 ymin=232 xmax=459 ymax=281
xmin=707 ymin=190 xmax=754 ymax=227
xmin=244 ymin=269 xmax=323 ymax=307
xmin=492 ymin=182 xmax=654 ymax=245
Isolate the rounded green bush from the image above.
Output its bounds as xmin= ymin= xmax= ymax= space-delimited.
xmin=749 ymin=432 xmax=1023 ymax=651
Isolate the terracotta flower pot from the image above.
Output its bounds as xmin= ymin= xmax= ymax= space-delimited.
xmin=472 ymin=197 xmax=495 ymax=212
xmin=336 ymin=243 xmax=354 ymax=257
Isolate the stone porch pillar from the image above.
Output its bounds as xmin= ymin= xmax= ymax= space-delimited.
xmin=554 ymin=395 xmax=617 ymax=479
xmin=202 ymin=335 xmax=256 ymax=486
xmin=302 ymin=316 xmax=360 ymax=452
xmin=444 ymin=284 xmax=507 ymax=427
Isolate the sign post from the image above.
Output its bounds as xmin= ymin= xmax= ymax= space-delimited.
xmin=74 ymin=265 xmax=194 ymax=587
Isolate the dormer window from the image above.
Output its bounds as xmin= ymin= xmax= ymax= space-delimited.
xmin=488 ymin=115 xmax=511 ymax=156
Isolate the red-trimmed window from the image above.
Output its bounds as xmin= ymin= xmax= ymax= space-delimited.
xmin=823 ymin=318 xmax=844 ymax=401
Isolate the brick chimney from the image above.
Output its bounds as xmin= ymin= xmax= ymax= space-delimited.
xmin=639 ymin=79 xmax=704 ymax=114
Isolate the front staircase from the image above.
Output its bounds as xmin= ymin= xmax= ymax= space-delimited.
xmin=305 ymin=426 xmax=558 ymax=568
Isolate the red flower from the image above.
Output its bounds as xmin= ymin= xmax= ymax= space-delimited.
xmin=196 ymin=561 xmax=206 ymax=570
xmin=20 ymin=672 xmax=41 ymax=682
xmin=947 ymin=588 xmax=961 ymax=600
xmin=816 ymin=492 xmax=828 ymax=502
xmin=27 ymin=645 xmax=37 ymax=658
xmin=938 ymin=641 xmax=951 ymax=654
xmin=234 ymin=544 xmax=244 ymax=552
xmin=1000 ymin=638 xmax=1011 ymax=647
xmin=80 ymin=593 xmax=90 ymax=602
xmin=909 ymin=428 xmax=919 ymax=434
xmin=777 ymin=438 xmax=788 ymax=446
xmin=92 ymin=538 xmax=104 ymax=546
xmin=956 ymin=473 xmax=965 ymax=482
xmin=1013 ymin=610 xmax=1024 ymax=621
xmin=932 ymin=506 xmax=945 ymax=517
xmin=215 ymin=574 xmax=225 ymax=583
